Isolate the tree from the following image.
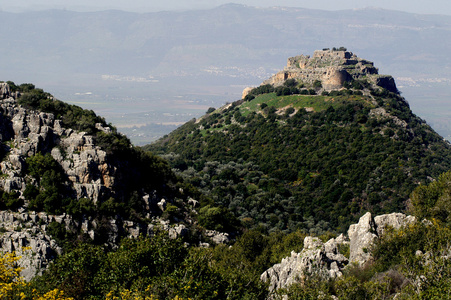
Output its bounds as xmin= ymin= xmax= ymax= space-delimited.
xmin=313 ymin=80 xmax=323 ymax=89
xmin=410 ymin=171 xmax=451 ymax=224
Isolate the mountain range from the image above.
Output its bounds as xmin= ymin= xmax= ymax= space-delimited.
xmin=1 ymin=4 xmax=451 ymax=144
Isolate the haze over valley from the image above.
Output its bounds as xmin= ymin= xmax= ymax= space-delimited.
xmin=1 ymin=4 xmax=451 ymax=145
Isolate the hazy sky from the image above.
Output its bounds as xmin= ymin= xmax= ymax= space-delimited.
xmin=2 ymin=0 xmax=451 ymax=15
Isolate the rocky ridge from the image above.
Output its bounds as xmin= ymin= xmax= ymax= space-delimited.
xmin=0 ymin=83 xmax=116 ymax=203
xmin=0 ymin=82 xmax=234 ymax=280
xmin=0 ymin=83 xmax=184 ymax=279
xmin=261 ymin=212 xmax=416 ymax=294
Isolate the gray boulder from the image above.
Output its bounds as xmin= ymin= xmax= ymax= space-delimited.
xmin=348 ymin=212 xmax=377 ymax=264
xmin=205 ymin=229 xmax=230 ymax=244
xmin=261 ymin=236 xmax=348 ymax=293
xmin=348 ymin=212 xmax=416 ymax=265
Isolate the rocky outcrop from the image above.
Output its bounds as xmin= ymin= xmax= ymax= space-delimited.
xmin=261 ymin=235 xmax=349 ymax=293
xmin=0 ymin=84 xmax=174 ymax=280
xmin=0 ymin=211 xmax=65 ymax=281
xmin=261 ymin=212 xmax=416 ymax=294
xmin=348 ymin=212 xmax=416 ymax=265
xmin=259 ymin=49 xmax=397 ymax=92
xmin=0 ymin=86 xmax=116 ymax=204
xmin=0 ymin=209 xmax=195 ymax=280
xmin=205 ymin=229 xmax=230 ymax=244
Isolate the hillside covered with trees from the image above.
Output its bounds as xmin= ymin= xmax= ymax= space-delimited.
xmin=1 ymin=49 xmax=451 ymax=299
xmin=146 ymin=50 xmax=451 ymax=233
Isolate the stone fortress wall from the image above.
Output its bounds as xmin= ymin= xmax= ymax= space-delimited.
xmin=260 ymin=49 xmax=395 ymax=92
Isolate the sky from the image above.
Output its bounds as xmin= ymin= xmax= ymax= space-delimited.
xmin=2 ymin=0 xmax=451 ymax=16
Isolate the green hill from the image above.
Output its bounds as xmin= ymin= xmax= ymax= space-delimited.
xmin=146 ymin=50 xmax=451 ymax=233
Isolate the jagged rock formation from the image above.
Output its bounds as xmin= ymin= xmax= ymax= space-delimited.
xmin=259 ymin=49 xmax=397 ymax=93
xmin=261 ymin=212 xmax=416 ymax=294
xmin=0 ymin=211 xmax=64 ymax=281
xmin=261 ymin=235 xmax=349 ymax=293
xmin=0 ymin=83 xmax=184 ymax=279
xmin=0 ymin=87 xmax=116 ymax=203
xmin=348 ymin=212 xmax=416 ymax=265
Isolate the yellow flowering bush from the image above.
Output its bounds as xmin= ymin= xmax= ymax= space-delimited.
xmin=0 ymin=250 xmax=73 ymax=300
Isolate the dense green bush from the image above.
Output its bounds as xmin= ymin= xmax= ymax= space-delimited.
xmin=31 ymin=231 xmax=271 ymax=300
xmin=25 ymin=153 xmax=69 ymax=214
xmin=409 ymin=170 xmax=451 ymax=224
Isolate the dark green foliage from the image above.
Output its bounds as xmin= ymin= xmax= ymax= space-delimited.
xmin=284 ymin=79 xmax=297 ymax=87
xmin=25 ymin=153 xmax=70 ymax=214
xmin=332 ymin=46 xmax=347 ymax=51
xmin=313 ymin=80 xmax=323 ymax=89
xmin=248 ymin=84 xmax=274 ymax=96
xmin=409 ymin=170 xmax=451 ymax=224
xmin=0 ymin=190 xmax=23 ymax=210
xmin=47 ymin=221 xmax=76 ymax=249
xmin=66 ymin=198 xmax=96 ymax=217
xmin=31 ymin=243 xmax=107 ymax=299
xmin=148 ymin=91 xmax=451 ymax=233
xmin=198 ymin=205 xmax=240 ymax=232
xmin=31 ymin=231 xmax=270 ymax=299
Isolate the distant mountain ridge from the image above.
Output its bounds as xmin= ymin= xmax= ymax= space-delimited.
xmin=1 ymin=5 xmax=451 ymax=144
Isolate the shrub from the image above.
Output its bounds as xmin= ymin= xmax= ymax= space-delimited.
xmin=313 ymin=80 xmax=323 ymax=89
xmin=284 ymin=79 xmax=297 ymax=87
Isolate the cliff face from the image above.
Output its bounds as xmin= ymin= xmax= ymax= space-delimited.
xmin=0 ymin=84 xmax=115 ymax=203
xmin=0 ymin=83 xmax=187 ymax=280
xmin=261 ymin=49 xmax=398 ymax=93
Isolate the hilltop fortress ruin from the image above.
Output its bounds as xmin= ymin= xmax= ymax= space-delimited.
xmin=252 ymin=49 xmax=397 ymax=95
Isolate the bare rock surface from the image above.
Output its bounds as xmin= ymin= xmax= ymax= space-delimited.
xmin=348 ymin=212 xmax=416 ymax=265
xmin=262 ymin=212 xmax=416 ymax=294
xmin=261 ymin=236 xmax=348 ymax=293
xmin=0 ymin=89 xmax=116 ymax=204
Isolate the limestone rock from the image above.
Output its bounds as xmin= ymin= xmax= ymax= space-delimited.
xmin=374 ymin=213 xmax=416 ymax=237
xmin=0 ymin=211 xmax=66 ymax=281
xmin=158 ymin=198 xmax=167 ymax=211
xmin=205 ymin=229 xmax=230 ymax=244
xmin=348 ymin=212 xmax=377 ymax=264
xmin=261 ymin=236 xmax=348 ymax=293
xmin=241 ymin=87 xmax=253 ymax=99
xmin=262 ymin=212 xmax=416 ymax=294
xmin=348 ymin=212 xmax=416 ymax=265
xmin=169 ymin=224 xmax=189 ymax=240
xmin=0 ymin=82 xmax=11 ymax=98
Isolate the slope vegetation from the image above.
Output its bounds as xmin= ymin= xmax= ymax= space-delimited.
xmin=147 ymin=50 xmax=451 ymax=233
